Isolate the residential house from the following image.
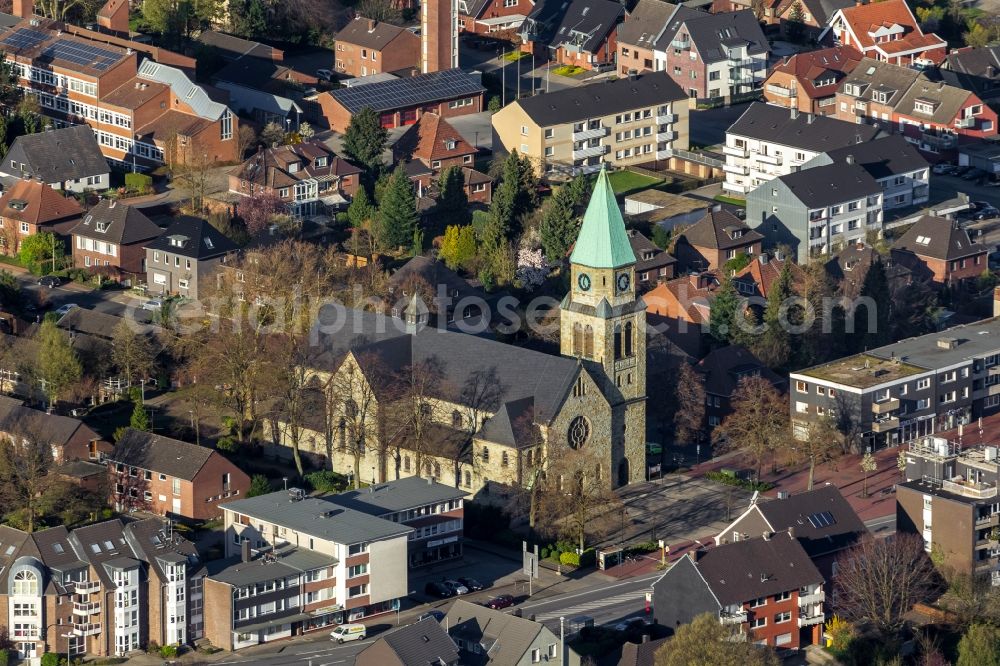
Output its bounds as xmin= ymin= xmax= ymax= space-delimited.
xmin=731 ymin=253 xmax=805 ymax=300
xmin=659 ymin=9 xmax=769 ymax=102
xmin=802 ymin=134 xmax=929 ymax=210
xmin=672 ymin=209 xmax=763 ymax=271
xmin=0 ymin=17 xmax=237 ymax=169
xmin=0 ymin=394 xmax=108 ymax=463
xmin=69 ymin=200 xmax=163 ymax=280
xmin=108 ymin=428 xmax=251 ymax=520
xmin=333 ymin=17 xmax=420 ymax=78
xmin=208 ymin=489 xmax=414 ymax=648
xmin=825 ymin=240 xmax=912 ymax=296
xmin=651 ymin=532 xmax=826 ymax=648
xmin=941 ymin=45 xmax=1000 ymax=107
xmin=0 ymin=178 xmax=84 ymax=254
xmin=327 ymin=476 xmax=467 ymax=568
xmin=897 ymin=439 xmax=1000 ymax=581
xmin=444 ymin=599 xmax=583 ymax=665
xmin=615 ymin=0 xmax=679 ymax=76
xmin=520 ymin=0 xmax=625 ymax=70
xmin=228 ymin=141 xmax=363 ymax=218
xmin=788 ymin=316 xmax=1000 ymax=449
xmin=356 ymin=617 xmax=460 ymax=666
xmin=822 ymin=0 xmax=947 ymax=66
xmin=319 ymin=68 xmax=485 ymax=133
xmin=458 ymin=0 xmax=534 ymax=34
xmin=890 ymin=214 xmax=989 ymax=286
xmin=492 ymin=72 xmax=688 ymax=177
xmin=392 ymin=113 xmax=492 ymax=204
xmin=698 ymin=345 xmax=784 ymax=428
xmin=627 ymin=229 xmax=676 ymax=290
xmin=762 ymin=45 xmax=863 ymax=115
xmin=145 ymin=216 xmax=239 ymax=299
xmin=768 ymin=0 xmax=857 ymax=41
xmin=0 ymin=125 xmax=109 ymax=192
xmin=0 ymin=517 xmax=204 ymax=662
xmin=892 ymin=77 xmax=999 ymax=155
xmin=55 ymin=307 xmax=164 ymax=383
xmin=746 ymin=161 xmax=883 ymax=261
xmin=615 ymin=637 xmax=669 ymax=666
xmin=714 ymin=485 xmax=866 ymax=581
xmin=722 ymin=102 xmax=881 ymax=196
xmin=831 ymin=56 xmax=923 ymax=129
xmin=644 ymin=272 xmax=720 ymax=332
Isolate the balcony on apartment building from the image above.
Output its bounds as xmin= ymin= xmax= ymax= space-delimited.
xmin=975 ymin=555 xmax=1000 ymax=573
xmin=656 ymin=111 xmax=678 ymax=125
xmin=72 ymin=622 xmax=101 ymax=637
xmin=74 ymin=579 xmax=101 ymax=594
xmin=798 ymin=608 xmax=825 ymax=627
xmin=722 ymin=180 xmax=748 ymax=194
xmin=723 ymin=163 xmax=749 ymax=175
xmin=719 ymin=608 xmax=748 ymax=624
xmin=671 ymin=37 xmax=690 ymax=49
xmin=72 ymin=600 xmax=101 ymax=616
xmin=723 ymin=144 xmax=749 ymax=158
xmin=572 ymin=124 xmax=609 ymax=141
xmin=872 ymin=417 xmax=900 ymax=433
xmin=872 ymin=398 xmax=900 ymax=414
xmin=572 ymin=144 xmax=609 ymax=160
xmin=656 ymin=129 xmax=678 ymax=142
xmin=975 ymin=512 xmax=1000 ymax=529
xmin=956 ymin=116 xmax=977 ymax=130
xmin=751 ymin=151 xmax=782 ymax=166
xmin=655 ymin=148 xmax=673 ymax=160
xmin=765 ymin=83 xmax=794 ymax=97
xmin=798 ymin=588 xmax=825 ymax=606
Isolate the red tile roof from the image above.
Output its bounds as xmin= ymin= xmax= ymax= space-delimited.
xmin=837 ymin=0 xmax=946 ymax=61
xmin=0 ymin=179 xmax=84 ymax=226
xmin=394 ymin=113 xmax=476 ymax=165
xmin=768 ymin=45 xmax=863 ymax=100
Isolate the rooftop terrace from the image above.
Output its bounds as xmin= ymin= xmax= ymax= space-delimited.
xmin=799 ymin=353 xmax=925 ymax=389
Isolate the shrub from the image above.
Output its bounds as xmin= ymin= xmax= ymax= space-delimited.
xmin=559 ymin=551 xmax=580 ymax=566
xmin=305 ymin=470 xmax=349 ymax=493
xmin=216 ymin=436 xmax=239 ymax=453
xmin=540 ymin=547 xmax=550 ymax=559
xmin=124 ymin=172 xmax=152 ymax=193
xmin=704 ymin=470 xmax=774 ymax=492
xmin=159 ymin=644 xmax=178 ymax=658
xmin=0 ymin=650 xmax=9 ymax=666
xmin=825 ymin=615 xmax=855 ymax=654
xmin=41 ymin=654 xmax=61 ymax=666
xmin=147 ymin=640 xmax=160 ymax=654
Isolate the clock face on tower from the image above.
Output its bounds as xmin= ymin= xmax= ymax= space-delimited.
xmin=616 ymin=272 xmax=630 ymax=293
xmin=577 ymin=273 xmax=592 ymax=291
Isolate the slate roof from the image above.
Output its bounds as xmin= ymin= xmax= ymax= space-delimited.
xmin=895 ymin=77 xmax=974 ymax=125
xmin=616 ymin=0 xmax=677 ymax=50
xmin=697 ymin=344 xmax=784 ymax=397
xmin=2 ymin=126 xmax=107 ymax=184
xmin=213 ymin=57 xmax=300 ymax=89
xmin=334 ymin=16 xmax=415 ymax=51
xmin=69 ymin=200 xmax=162 ymax=245
xmin=444 ymin=599 xmax=546 ymax=666
xmin=680 ymin=209 xmax=762 ymax=250
xmin=777 ymin=0 xmax=853 ymax=28
xmin=0 ymin=394 xmax=100 ymax=447
xmin=628 ymin=229 xmax=676 ymax=274
xmin=774 ymin=162 xmax=880 ymax=208
xmin=515 ymin=72 xmax=685 ymax=126
xmin=839 ymin=57 xmax=925 ymax=108
xmin=809 ymin=134 xmax=928 ymax=181
xmin=328 ymin=476 xmax=467 ymax=516
xmin=571 ymin=167 xmax=636 ymax=269
xmin=477 ymin=397 xmax=536 ymax=448
xmin=67 ymin=519 xmax=137 ymax=588
xmin=206 ymin=546 xmax=338 ymax=587
xmin=219 ymin=491 xmax=413 ymax=545
xmin=727 ymin=102 xmax=880 ymax=151
xmin=328 ymin=68 xmax=485 ymax=114
xmin=687 ymin=532 xmax=822 ymax=605
xmin=0 ymin=178 xmax=84 ymax=226
xmin=525 ymin=0 xmax=625 ymax=54
xmin=109 ymin=428 xmax=217 ymax=481
xmin=123 ymin=518 xmax=204 ymax=582
xmin=197 ymin=30 xmax=280 ymax=61
xmin=145 ymin=215 xmax=238 ymax=260
xmin=369 ymin=617 xmax=460 ymax=665
xmin=754 ymin=485 xmax=866 ymax=558
xmin=892 ymin=214 xmax=987 ymax=261
xmin=681 ymin=9 xmax=768 ymax=64
xmin=30 ymin=526 xmax=85 ymax=580
xmin=941 ymin=45 xmax=1000 ymax=100
xmin=617 ymin=637 xmax=670 ymax=666
xmin=766 ymin=45 xmax=863 ymax=101
xmin=392 ymin=112 xmax=476 ymax=164
xmin=387 ymin=255 xmax=485 ymax=301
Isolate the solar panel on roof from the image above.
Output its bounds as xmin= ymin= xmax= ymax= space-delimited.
xmin=40 ymin=39 xmax=122 ymax=71
xmin=332 ymin=69 xmax=484 ymax=113
xmin=1 ymin=27 xmax=48 ymax=51
xmin=807 ymin=510 xmax=836 ymax=529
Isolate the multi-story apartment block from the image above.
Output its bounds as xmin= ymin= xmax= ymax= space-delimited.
xmin=491 ymin=72 xmax=688 ymax=177
xmin=672 ymin=209 xmax=762 ymax=272
xmin=747 ymin=161 xmax=883 ymax=261
xmin=652 ymin=532 xmax=826 ymax=648
xmin=722 ymin=103 xmax=880 ymax=196
xmin=803 ymin=135 xmax=929 ymax=211
xmin=108 ymin=429 xmax=251 ymax=520
xmin=0 ymin=517 xmax=203 ymax=662
xmin=333 ymin=17 xmax=420 ymax=78
xmin=327 ymin=477 xmax=467 ymax=569
xmin=790 ymin=316 xmax=1000 ymax=450
xmin=228 ymin=141 xmax=363 ymax=219
xmin=208 ymin=489 xmax=413 ymax=649
xmin=890 ymin=215 xmax=989 ymax=286
xmin=0 ymin=18 xmax=237 ymax=169
xmin=762 ymin=46 xmax=863 ymax=116
xmin=898 ymin=438 xmax=1000 ymax=581
xmin=822 ymin=0 xmax=947 ymax=67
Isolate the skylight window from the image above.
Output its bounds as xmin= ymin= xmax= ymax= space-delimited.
xmin=807 ymin=511 xmax=835 ymax=528
xmin=90 ymin=543 xmax=101 ymax=554
xmin=204 ymin=237 xmax=214 ymax=249
xmin=104 ymin=541 xmax=115 ymax=550
xmin=53 ymin=544 xmax=64 ymax=554
xmin=916 ymin=235 xmax=931 ymax=246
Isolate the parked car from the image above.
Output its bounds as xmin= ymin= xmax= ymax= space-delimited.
xmin=419 ymin=610 xmax=445 ymax=622
xmin=330 ymin=624 xmax=366 ymax=643
xmin=962 ymin=168 xmax=985 ymax=180
xmin=458 ymin=577 xmax=484 ymax=592
xmin=54 ymin=303 xmax=78 ymax=317
xmin=612 ymin=617 xmax=652 ymax=632
xmin=315 ymin=68 xmax=333 ymax=81
xmin=442 ymin=579 xmax=468 ymax=595
xmin=486 ymin=594 xmax=514 ymax=609
xmin=425 ymin=581 xmax=454 ymax=598
xmin=932 ymin=162 xmax=956 ymax=175
xmin=974 ymin=206 xmax=999 ymax=220
xmin=142 ymin=298 xmax=163 ymax=311
xmin=38 ymin=275 xmax=61 ymax=288
xmin=645 ymin=442 xmax=663 ymax=456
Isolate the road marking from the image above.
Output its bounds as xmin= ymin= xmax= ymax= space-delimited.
xmin=317 ymin=661 xmax=346 ymax=665
xmin=517 ymin=573 xmax=659 ymax=612
xmin=532 ymin=590 xmax=647 ymax=621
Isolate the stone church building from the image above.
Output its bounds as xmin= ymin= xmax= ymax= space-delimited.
xmin=274 ymin=168 xmax=647 ymax=493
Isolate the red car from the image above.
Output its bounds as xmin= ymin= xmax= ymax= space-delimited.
xmin=486 ymin=594 xmax=514 ymax=609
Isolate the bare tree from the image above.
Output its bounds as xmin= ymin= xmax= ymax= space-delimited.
xmin=712 ymin=375 xmax=788 ymax=481
xmin=325 ymin=351 xmax=388 ymax=488
xmin=787 ymin=415 xmax=840 ymax=490
xmin=451 ymin=366 xmax=506 ymax=485
xmin=673 ymin=362 xmax=706 ymax=444
xmin=236 ymin=125 xmax=257 ymax=161
xmin=386 ymin=357 xmax=445 ymax=482
xmin=111 ymin=320 xmax=156 ymax=387
xmin=505 ymin=411 xmax=546 ymax=536
xmin=0 ymin=435 xmax=50 ymax=532
xmin=833 ymin=533 xmax=938 ymax=637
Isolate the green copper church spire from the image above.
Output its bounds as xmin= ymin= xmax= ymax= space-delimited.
xmin=569 ymin=166 xmax=636 ymax=269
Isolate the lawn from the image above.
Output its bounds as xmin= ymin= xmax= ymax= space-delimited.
xmin=606 ymin=170 xmax=664 ymax=197
xmin=501 ymin=50 xmax=530 ymax=62
xmin=714 ymin=194 xmax=746 ymax=206
xmin=552 ymin=64 xmax=585 ymax=77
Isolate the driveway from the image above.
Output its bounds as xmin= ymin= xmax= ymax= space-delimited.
xmin=688 ymin=102 xmax=751 ymax=148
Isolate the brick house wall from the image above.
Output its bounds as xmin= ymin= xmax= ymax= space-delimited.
xmin=320 ymin=93 xmax=483 ymax=133
xmin=460 ymin=0 xmax=533 ymax=33
xmin=72 ymin=238 xmax=149 ymax=276
xmin=203 ymin=579 xmax=233 ymax=651
xmin=891 ymin=249 xmax=988 ymax=284
xmin=335 ymin=32 xmax=419 ymax=78
xmin=763 ymin=69 xmax=831 ymax=115
xmin=188 ymin=454 xmax=252 ymax=521
xmin=897 ymin=485 xmax=974 ymax=575
xmin=553 ymin=33 xmax=617 ymax=70
xmin=664 ymin=41 xmax=706 ymax=99
xmin=618 ymin=43 xmax=655 ymax=76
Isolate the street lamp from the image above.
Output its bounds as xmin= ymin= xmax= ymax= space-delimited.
xmin=44 ymin=623 xmax=74 ymax=666
xmin=282 ymin=477 xmax=288 ymax=491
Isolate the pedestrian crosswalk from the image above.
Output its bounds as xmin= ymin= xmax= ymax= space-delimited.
xmin=533 ymin=590 xmax=647 ymax=621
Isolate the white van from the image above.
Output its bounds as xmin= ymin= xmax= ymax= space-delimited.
xmin=330 ymin=624 xmax=367 ymax=643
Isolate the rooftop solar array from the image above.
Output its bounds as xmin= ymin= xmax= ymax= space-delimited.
xmin=807 ymin=511 xmax=836 ymax=529
xmin=40 ymin=39 xmax=122 ymax=71
xmin=1 ymin=27 xmax=48 ymax=51
xmin=331 ymin=68 xmax=485 ymax=114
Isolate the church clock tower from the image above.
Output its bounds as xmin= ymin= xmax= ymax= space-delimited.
xmin=560 ymin=167 xmax=647 ymax=487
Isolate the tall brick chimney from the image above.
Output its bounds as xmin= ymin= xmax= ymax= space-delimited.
xmin=97 ymin=0 xmax=130 ymax=34
xmin=12 ymin=0 xmax=34 ymax=19
xmin=421 ymin=0 xmax=458 ymax=73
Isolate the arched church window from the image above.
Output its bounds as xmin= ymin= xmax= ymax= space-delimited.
xmin=463 ymin=470 xmax=471 ymax=487
xmin=572 ymin=323 xmax=583 ymax=356
xmin=624 ymin=322 xmax=634 ymax=357
xmin=452 ymin=410 xmax=463 ymax=428
xmin=568 ymin=416 xmax=590 ymax=449
xmin=583 ymin=326 xmax=594 ymax=358
xmin=614 ymin=325 xmax=623 ymax=360
xmin=482 ymin=447 xmax=490 ymax=463
xmin=434 ymin=463 xmax=441 ymax=478
xmin=502 ymin=452 xmax=509 ymax=467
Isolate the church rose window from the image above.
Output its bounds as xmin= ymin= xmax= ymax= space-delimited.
xmin=568 ymin=416 xmax=590 ymax=449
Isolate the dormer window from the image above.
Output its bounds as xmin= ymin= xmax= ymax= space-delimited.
xmin=95 ymin=221 xmax=108 ymax=233
xmin=731 ymin=229 xmax=743 ymax=239
xmin=315 ymin=156 xmax=327 ymax=168
xmin=205 ymin=237 xmax=214 ymax=249
xmin=914 ymin=98 xmax=937 ymax=115
xmin=873 ymin=90 xmax=892 ymax=104
xmin=288 ymin=162 xmax=300 ymax=173
xmin=169 ymin=236 xmax=186 ymax=248
xmin=446 ymin=139 xmax=457 ymax=150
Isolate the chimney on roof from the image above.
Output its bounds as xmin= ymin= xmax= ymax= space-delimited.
xmin=763 ymin=531 xmax=772 ymax=541
xmin=846 ymin=154 xmax=855 ymax=165
xmin=790 ymin=107 xmax=799 ymax=120
xmin=368 ymin=18 xmax=376 ymax=32
xmin=806 ymin=113 xmax=815 ymax=124
xmin=241 ymin=539 xmax=251 ymax=563
xmin=989 ymin=65 xmax=996 ymax=78
xmin=13 ymin=0 xmax=33 ymax=19
xmin=993 ymin=286 xmax=1000 ymax=318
